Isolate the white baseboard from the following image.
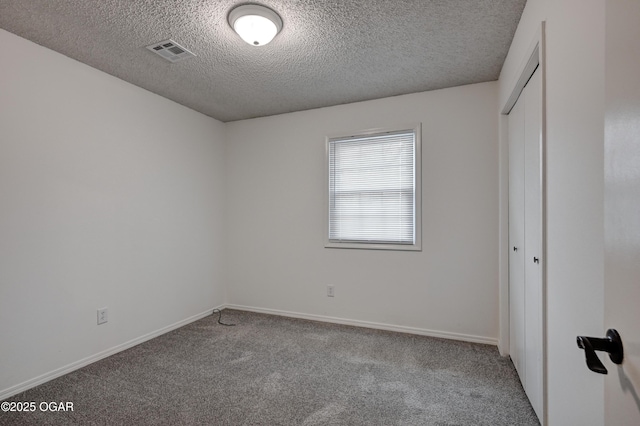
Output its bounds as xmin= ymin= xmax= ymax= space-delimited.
xmin=0 ymin=306 xmax=222 ymax=401
xmin=225 ymin=304 xmax=498 ymax=346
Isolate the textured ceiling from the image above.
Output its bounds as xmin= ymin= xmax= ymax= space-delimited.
xmin=0 ymin=0 xmax=526 ymax=122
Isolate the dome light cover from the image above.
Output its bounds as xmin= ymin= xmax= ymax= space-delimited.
xmin=228 ymin=4 xmax=283 ymax=46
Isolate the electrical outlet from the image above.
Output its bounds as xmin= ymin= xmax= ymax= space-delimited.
xmin=97 ymin=308 xmax=108 ymax=325
xmin=327 ymin=285 xmax=335 ymax=297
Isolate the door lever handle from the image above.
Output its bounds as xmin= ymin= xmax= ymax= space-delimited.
xmin=576 ymin=329 xmax=624 ymax=374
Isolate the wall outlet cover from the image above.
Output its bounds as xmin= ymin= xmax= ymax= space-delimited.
xmin=97 ymin=308 xmax=108 ymax=325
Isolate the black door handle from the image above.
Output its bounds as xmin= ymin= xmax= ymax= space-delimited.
xmin=576 ymin=329 xmax=624 ymax=374
xmin=513 ymin=246 xmax=518 ymax=252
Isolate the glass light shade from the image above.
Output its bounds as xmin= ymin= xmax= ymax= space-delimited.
xmin=234 ymin=15 xmax=277 ymax=46
xmin=229 ymin=5 xmax=283 ymax=47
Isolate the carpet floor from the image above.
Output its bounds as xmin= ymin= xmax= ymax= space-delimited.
xmin=1 ymin=310 xmax=539 ymax=425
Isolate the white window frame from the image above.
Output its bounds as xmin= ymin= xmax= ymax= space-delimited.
xmin=324 ymin=123 xmax=422 ymax=251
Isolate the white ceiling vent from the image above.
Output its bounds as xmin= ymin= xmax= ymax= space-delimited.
xmin=146 ymin=40 xmax=196 ymax=63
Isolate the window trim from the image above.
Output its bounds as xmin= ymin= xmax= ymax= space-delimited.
xmin=324 ymin=123 xmax=422 ymax=251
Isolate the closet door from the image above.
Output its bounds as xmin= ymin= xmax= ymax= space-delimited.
xmin=523 ymin=67 xmax=543 ymax=419
xmin=508 ymin=66 xmax=544 ymax=421
xmin=508 ymin=90 xmax=526 ymax=382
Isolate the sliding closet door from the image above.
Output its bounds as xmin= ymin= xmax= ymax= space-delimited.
xmin=508 ymin=66 xmax=543 ymax=421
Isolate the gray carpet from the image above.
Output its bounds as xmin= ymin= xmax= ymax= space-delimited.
xmin=1 ymin=310 xmax=539 ymax=425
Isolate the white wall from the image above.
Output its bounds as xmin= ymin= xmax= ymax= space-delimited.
xmin=0 ymin=29 xmax=227 ymax=398
xmin=225 ymin=82 xmax=500 ymax=343
xmin=498 ymin=0 xmax=605 ymax=424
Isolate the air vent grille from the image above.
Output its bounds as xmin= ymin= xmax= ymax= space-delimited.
xmin=145 ymin=39 xmax=195 ymax=63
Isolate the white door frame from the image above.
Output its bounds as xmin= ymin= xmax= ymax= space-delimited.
xmin=498 ymin=21 xmax=548 ymax=425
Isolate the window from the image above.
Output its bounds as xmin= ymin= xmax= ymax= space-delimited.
xmin=325 ymin=124 xmax=421 ymax=251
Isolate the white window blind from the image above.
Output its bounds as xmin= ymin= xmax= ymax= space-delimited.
xmin=328 ymin=129 xmax=417 ymax=246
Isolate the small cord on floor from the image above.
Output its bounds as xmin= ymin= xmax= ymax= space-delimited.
xmin=212 ymin=309 xmax=236 ymax=326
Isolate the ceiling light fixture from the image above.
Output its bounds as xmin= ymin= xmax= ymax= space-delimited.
xmin=228 ymin=4 xmax=283 ymax=46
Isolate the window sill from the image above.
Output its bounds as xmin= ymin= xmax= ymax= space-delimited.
xmin=324 ymin=241 xmax=422 ymax=251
